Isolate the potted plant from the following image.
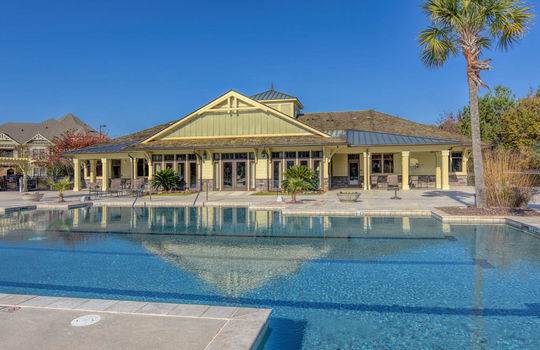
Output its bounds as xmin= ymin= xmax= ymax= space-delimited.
xmin=337 ymin=191 xmax=360 ymax=202
xmin=47 ymin=177 xmax=73 ymax=202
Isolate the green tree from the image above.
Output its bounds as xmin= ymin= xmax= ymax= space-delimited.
xmin=47 ymin=177 xmax=73 ymax=202
xmin=151 ymin=168 xmax=181 ymax=191
xmin=281 ymin=165 xmax=317 ymax=203
xmin=459 ymin=85 xmax=516 ymax=144
xmin=418 ymin=0 xmax=533 ymax=207
xmin=500 ymin=90 xmax=540 ymax=167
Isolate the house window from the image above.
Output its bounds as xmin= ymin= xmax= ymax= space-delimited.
xmin=298 ymin=151 xmax=310 ymax=158
xmin=451 ymin=152 xmax=463 ymax=172
xmin=33 ymin=167 xmax=47 ymax=177
xmin=383 ymin=154 xmax=394 ymax=173
xmin=164 ymin=155 xmax=174 ymax=161
xmin=271 ymin=152 xmax=283 ymax=159
xmin=371 ymin=154 xmax=394 ymax=173
xmin=152 ymin=155 xmax=162 ymax=162
xmin=188 ymin=154 xmax=197 ymax=161
xmin=311 ymin=151 xmax=323 ymax=158
xmin=285 ymin=152 xmax=296 ymax=159
xmin=96 ymin=160 xmax=103 ymax=177
xmin=371 ymin=155 xmax=382 ymax=173
xmin=137 ymin=159 xmax=148 ymax=177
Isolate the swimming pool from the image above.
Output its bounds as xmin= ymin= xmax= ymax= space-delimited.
xmin=1 ymin=207 xmax=539 ymax=349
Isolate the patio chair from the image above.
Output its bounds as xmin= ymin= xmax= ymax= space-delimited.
xmin=387 ymin=174 xmax=401 ymax=200
xmin=108 ymin=178 xmax=123 ymax=197
xmin=88 ymin=182 xmax=102 ymax=199
xmin=410 ymin=176 xmax=419 ymax=189
xmin=370 ymin=176 xmax=378 ymax=189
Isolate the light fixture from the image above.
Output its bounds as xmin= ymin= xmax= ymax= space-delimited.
xmin=261 ymin=150 xmax=268 ymax=159
xmin=202 ymin=151 xmax=208 ymax=160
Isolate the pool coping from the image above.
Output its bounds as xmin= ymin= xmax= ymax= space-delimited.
xmin=0 ymin=294 xmax=271 ymax=350
xmin=3 ymin=201 xmax=539 ymax=237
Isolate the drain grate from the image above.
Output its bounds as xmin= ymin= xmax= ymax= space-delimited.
xmin=70 ymin=315 xmax=101 ymax=327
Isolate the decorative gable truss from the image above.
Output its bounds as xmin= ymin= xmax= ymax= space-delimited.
xmin=144 ymin=90 xmax=328 ymax=142
xmin=0 ymin=132 xmax=19 ymax=145
xmin=25 ymin=133 xmax=51 ymax=144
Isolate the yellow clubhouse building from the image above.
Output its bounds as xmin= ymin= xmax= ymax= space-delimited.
xmin=67 ymin=88 xmax=472 ymax=192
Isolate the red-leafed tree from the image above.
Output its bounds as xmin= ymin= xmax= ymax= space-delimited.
xmin=34 ymin=130 xmax=109 ymax=177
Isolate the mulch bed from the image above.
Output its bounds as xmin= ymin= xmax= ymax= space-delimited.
xmin=437 ymin=206 xmax=540 ymax=217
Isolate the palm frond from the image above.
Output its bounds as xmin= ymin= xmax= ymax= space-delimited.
xmin=485 ymin=0 xmax=534 ymax=50
xmin=418 ymin=26 xmax=458 ymax=68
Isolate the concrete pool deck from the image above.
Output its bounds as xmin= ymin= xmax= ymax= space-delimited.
xmin=0 ymin=294 xmax=270 ymax=350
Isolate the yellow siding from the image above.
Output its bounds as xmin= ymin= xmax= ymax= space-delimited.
xmin=201 ymin=159 xmax=213 ymax=180
xmin=262 ymin=101 xmax=295 ymax=117
xmin=410 ymin=152 xmax=437 ymax=175
xmin=161 ymin=110 xmax=310 ymax=139
xmin=332 ymin=154 xmax=348 ymax=176
xmin=256 ymin=158 xmax=269 ymax=179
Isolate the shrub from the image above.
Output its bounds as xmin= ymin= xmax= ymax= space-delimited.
xmin=483 ymin=149 xmax=535 ymax=208
xmin=281 ymin=165 xmax=317 ymax=203
xmin=151 ymin=168 xmax=181 ymax=191
xmin=47 ymin=177 xmax=73 ymax=202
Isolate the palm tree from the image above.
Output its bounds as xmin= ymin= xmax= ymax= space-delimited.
xmin=281 ymin=165 xmax=317 ymax=203
xmin=151 ymin=168 xmax=181 ymax=191
xmin=47 ymin=177 xmax=73 ymax=202
xmin=418 ymin=0 xmax=533 ymax=207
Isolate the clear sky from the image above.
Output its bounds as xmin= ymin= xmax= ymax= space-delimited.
xmin=1 ymin=0 xmax=538 ymax=138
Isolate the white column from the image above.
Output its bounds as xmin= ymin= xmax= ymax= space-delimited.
xmin=73 ymin=158 xmax=81 ymax=192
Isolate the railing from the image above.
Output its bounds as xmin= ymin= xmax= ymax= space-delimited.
xmin=132 ymin=183 xmax=146 ymax=208
xmin=192 ymin=180 xmax=206 ymax=207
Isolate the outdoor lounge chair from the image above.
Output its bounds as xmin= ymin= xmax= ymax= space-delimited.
xmin=410 ymin=175 xmax=419 ymax=189
xmin=108 ymin=178 xmax=124 ymax=197
xmin=387 ymin=174 xmax=401 ymax=200
xmin=88 ymin=182 xmax=102 ymax=199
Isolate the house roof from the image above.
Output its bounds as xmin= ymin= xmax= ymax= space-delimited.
xmin=0 ymin=113 xmax=97 ymax=144
xmin=299 ymin=110 xmax=470 ymax=143
xmin=250 ymin=89 xmax=297 ymax=101
xmin=330 ymin=130 xmax=459 ymax=146
xmin=124 ymin=135 xmax=346 ymax=152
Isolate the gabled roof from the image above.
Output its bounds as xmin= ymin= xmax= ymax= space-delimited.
xmin=299 ymin=110 xmax=471 ymax=143
xmin=329 ymin=130 xmax=459 ymax=146
xmin=0 ymin=113 xmax=97 ymax=144
xmin=250 ymin=89 xmax=297 ymax=101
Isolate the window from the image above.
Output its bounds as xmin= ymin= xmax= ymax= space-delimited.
xmin=348 ymin=154 xmax=360 ymax=160
xmin=96 ymin=160 xmax=103 ymax=177
xmin=311 ymin=151 xmax=323 ymax=158
xmin=383 ymin=154 xmax=394 ymax=173
xmin=137 ymin=159 xmax=148 ymax=177
xmin=286 ymin=160 xmax=295 ymax=169
xmin=271 ymin=152 xmax=283 ymax=159
xmin=372 ymin=154 xmax=394 ymax=173
xmin=176 ymin=154 xmax=186 ymax=161
xmin=451 ymin=152 xmax=463 ymax=172
xmin=298 ymin=151 xmax=310 ymax=158
xmin=285 ymin=151 xmax=296 ymax=159
xmin=152 ymin=155 xmax=162 ymax=162
xmin=164 ymin=155 xmax=174 ymax=161
xmin=371 ymin=154 xmax=382 ymax=173
xmin=188 ymin=154 xmax=197 ymax=161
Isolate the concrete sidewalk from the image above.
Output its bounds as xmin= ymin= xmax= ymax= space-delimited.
xmin=0 ymin=294 xmax=270 ymax=350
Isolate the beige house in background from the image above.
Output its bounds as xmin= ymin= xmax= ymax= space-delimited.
xmin=67 ymin=89 xmax=472 ymax=192
xmin=0 ymin=114 xmax=96 ymax=190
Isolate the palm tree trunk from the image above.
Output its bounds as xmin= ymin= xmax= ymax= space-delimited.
xmin=467 ymin=76 xmax=487 ymax=208
xmin=291 ymin=192 xmax=296 ymax=203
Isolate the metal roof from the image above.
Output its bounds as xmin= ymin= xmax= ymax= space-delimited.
xmin=250 ymin=89 xmax=297 ymax=101
xmin=65 ymin=141 xmax=138 ymax=154
xmin=328 ymin=130 xmax=459 ymax=146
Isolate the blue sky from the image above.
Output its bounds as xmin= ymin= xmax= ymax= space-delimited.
xmin=0 ymin=0 xmax=538 ymax=137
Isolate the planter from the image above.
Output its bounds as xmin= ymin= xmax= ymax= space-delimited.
xmin=337 ymin=192 xmax=360 ymax=202
xmin=22 ymin=192 xmax=44 ymax=202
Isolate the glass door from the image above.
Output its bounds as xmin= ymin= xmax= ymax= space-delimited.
xmin=235 ymin=161 xmax=247 ymax=190
xmin=349 ymin=162 xmax=359 ymax=185
xmin=222 ymin=161 xmax=233 ymax=190
xmin=272 ymin=161 xmax=281 ymax=189
xmin=188 ymin=162 xmax=197 ymax=189
xmin=177 ymin=163 xmax=186 ymax=190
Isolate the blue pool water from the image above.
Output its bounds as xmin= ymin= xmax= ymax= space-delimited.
xmin=1 ymin=207 xmax=539 ymax=349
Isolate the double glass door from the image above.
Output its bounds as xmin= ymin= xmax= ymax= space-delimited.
xmin=222 ymin=161 xmax=247 ymax=190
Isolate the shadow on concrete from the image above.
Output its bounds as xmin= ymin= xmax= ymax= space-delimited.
xmin=421 ymin=191 xmax=474 ymax=207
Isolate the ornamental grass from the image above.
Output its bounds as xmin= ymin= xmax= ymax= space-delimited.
xmin=483 ymin=149 xmax=535 ymax=208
